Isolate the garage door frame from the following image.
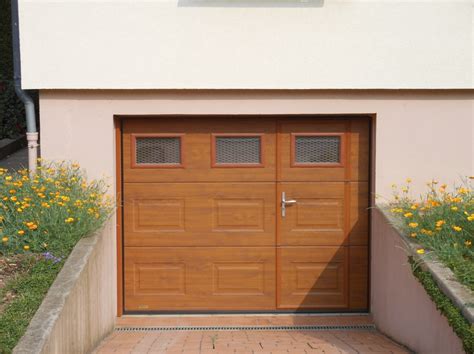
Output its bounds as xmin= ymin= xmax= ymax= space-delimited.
xmin=114 ymin=114 xmax=376 ymax=316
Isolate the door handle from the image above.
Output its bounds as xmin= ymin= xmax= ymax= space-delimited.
xmin=281 ymin=192 xmax=296 ymax=217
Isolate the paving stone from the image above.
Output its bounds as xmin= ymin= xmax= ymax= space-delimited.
xmin=94 ymin=328 xmax=409 ymax=354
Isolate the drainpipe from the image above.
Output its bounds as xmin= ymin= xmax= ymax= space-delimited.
xmin=11 ymin=0 xmax=38 ymax=174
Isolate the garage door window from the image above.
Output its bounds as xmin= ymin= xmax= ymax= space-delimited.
xmin=292 ymin=134 xmax=344 ymax=167
xmin=212 ymin=134 xmax=263 ymax=167
xmin=132 ymin=134 xmax=183 ymax=168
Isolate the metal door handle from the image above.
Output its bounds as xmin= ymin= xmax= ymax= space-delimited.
xmin=281 ymin=192 xmax=296 ymax=217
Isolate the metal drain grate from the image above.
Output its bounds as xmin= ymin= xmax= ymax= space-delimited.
xmin=116 ymin=324 xmax=376 ymax=332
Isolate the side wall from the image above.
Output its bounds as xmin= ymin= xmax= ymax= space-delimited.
xmin=14 ymin=219 xmax=117 ymax=354
xmin=371 ymin=208 xmax=464 ymax=354
xmin=39 ymin=90 xmax=473 ymax=198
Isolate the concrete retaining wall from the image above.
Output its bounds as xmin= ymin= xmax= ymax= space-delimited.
xmin=14 ymin=217 xmax=117 ymax=354
xmin=371 ymin=208 xmax=464 ymax=354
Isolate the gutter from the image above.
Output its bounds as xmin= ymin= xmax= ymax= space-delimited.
xmin=11 ymin=0 xmax=39 ymax=173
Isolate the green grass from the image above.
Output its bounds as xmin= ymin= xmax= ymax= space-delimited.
xmin=388 ymin=179 xmax=474 ymax=291
xmin=0 ymin=258 xmax=63 ymax=353
xmin=0 ymin=161 xmax=113 ymax=353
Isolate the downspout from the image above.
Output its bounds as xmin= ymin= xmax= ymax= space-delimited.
xmin=11 ymin=0 xmax=38 ymax=174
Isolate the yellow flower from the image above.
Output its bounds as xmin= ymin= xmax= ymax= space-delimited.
xmin=2 ymin=236 xmax=8 ymax=242
xmin=436 ymin=220 xmax=446 ymax=227
xmin=410 ymin=233 xmax=417 ymax=238
xmin=465 ymin=240 xmax=472 ymax=247
xmin=404 ymin=212 xmax=413 ymax=218
xmin=23 ymin=245 xmax=30 ymax=251
xmin=467 ymin=215 xmax=474 ymax=222
xmin=410 ymin=204 xmax=418 ymax=210
xmin=451 ymin=206 xmax=458 ymax=211
xmin=406 ymin=178 xmax=412 ymax=183
xmin=9 ymin=189 xmax=15 ymax=194
xmin=26 ymin=222 xmax=38 ymax=230
xmin=5 ymin=176 xmax=12 ymax=181
xmin=452 ymin=226 xmax=462 ymax=232
xmin=65 ymin=217 xmax=75 ymax=223
xmin=416 ymin=249 xmax=425 ymax=255
xmin=401 ymin=187 xmax=409 ymax=193
xmin=17 ymin=230 xmax=25 ymax=235
xmin=17 ymin=208 xmax=23 ymax=213
xmin=408 ymin=222 xmax=419 ymax=228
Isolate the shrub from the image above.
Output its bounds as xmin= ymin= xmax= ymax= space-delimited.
xmin=388 ymin=178 xmax=474 ymax=291
xmin=0 ymin=160 xmax=114 ymax=256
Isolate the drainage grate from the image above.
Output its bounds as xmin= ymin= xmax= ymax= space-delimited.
xmin=115 ymin=324 xmax=376 ymax=332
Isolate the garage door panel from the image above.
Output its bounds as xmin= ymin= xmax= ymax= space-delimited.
xmin=277 ymin=247 xmax=349 ymax=309
xmin=278 ymin=183 xmax=346 ymax=246
xmin=124 ymin=183 xmax=275 ymax=246
xmin=123 ymin=118 xmax=276 ymax=183
xmin=125 ymin=247 xmax=276 ymax=311
xmin=278 ymin=182 xmax=368 ymax=246
xmin=277 ymin=119 xmax=369 ymax=182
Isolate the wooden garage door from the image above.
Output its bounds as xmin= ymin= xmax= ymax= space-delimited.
xmin=122 ymin=117 xmax=369 ymax=312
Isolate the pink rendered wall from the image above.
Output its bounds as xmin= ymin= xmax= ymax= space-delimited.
xmin=38 ymin=90 xmax=473 ymax=198
xmin=371 ymin=208 xmax=464 ymax=354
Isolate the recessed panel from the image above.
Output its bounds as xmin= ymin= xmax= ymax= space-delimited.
xmin=213 ymin=263 xmax=265 ymax=295
xmin=294 ymin=263 xmax=341 ymax=294
xmin=135 ymin=263 xmax=185 ymax=295
xmin=125 ymin=247 xmax=275 ymax=311
xmin=278 ymin=183 xmax=346 ymax=246
xmin=125 ymin=183 xmax=275 ymax=247
xmin=213 ymin=199 xmax=265 ymax=231
xmin=294 ymin=198 xmax=343 ymax=231
xmin=278 ymin=247 xmax=348 ymax=309
xmin=134 ymin=199 xmax=185 ymax=232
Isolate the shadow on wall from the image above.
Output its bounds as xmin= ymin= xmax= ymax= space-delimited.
xmin=178 ymin=0 xmax=324 ymax=8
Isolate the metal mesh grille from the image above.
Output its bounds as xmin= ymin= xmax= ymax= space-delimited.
xmin=116 ymin=324 xmax=376 ymax=332
xmin=135 ymin=137 xmax=181 ymax=165
xmin=215 ymin=137 xmax=261 ymax=164
xmin=295 ymin=136 xmax=340 ymax=164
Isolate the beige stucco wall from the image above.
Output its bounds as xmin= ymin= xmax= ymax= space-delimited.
xmin=371 ymin=208 xmax=464 ymax=354
xmin=39 ymin=90 xmax=473 ymax=199
xmin=19 ymin=1 xmax=473 ymax=89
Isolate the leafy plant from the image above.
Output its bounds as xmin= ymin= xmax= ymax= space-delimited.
xmin=0 ymin=161 xmax=113 ymax=353
xmin=0 ymin=160 xmax=113 ymax=256
xmin=387 ymin=178 xmax=474 ymax=291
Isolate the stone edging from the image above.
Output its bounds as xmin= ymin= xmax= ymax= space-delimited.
xmin=13 ymin=230 xmax=101 ymax=354
xmin=379 ymin=207 xmax=474 ymax=324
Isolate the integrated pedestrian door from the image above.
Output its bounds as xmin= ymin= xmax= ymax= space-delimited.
xmin=122 ymin=117 xmax=369 ymax=312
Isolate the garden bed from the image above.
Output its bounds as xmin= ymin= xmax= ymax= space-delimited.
xmin=381 ymin=178 xmax=474 ymax=352
xmin=0 ymin=162 xmax=113 ymax=353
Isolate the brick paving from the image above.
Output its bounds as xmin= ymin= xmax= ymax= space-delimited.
xmin=93 ymin=316 xmax=410 ymax=354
